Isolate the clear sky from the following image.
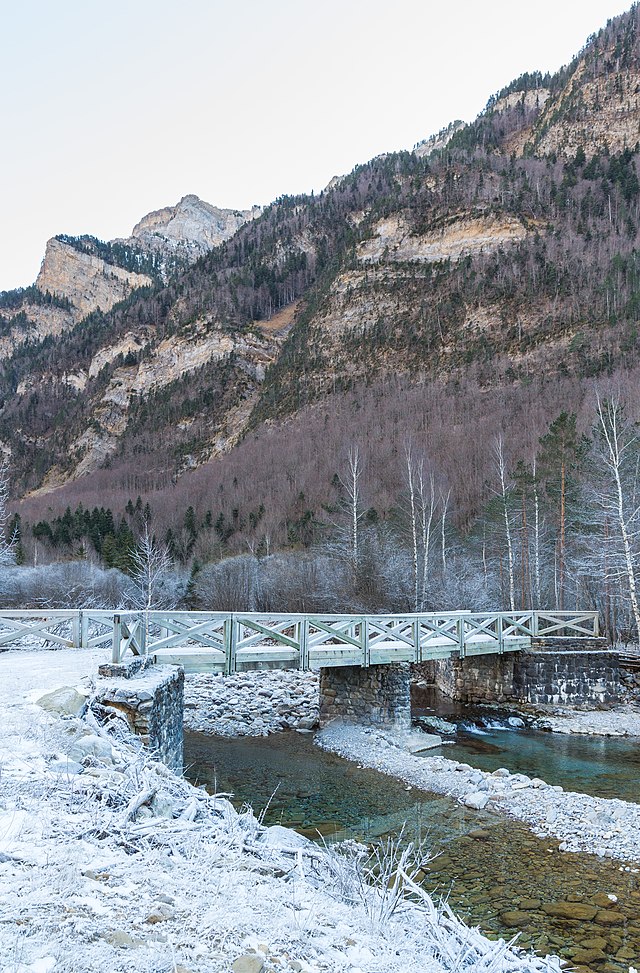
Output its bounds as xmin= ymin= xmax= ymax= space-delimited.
xmin=0 ymin=0 xmax=632 ymax=290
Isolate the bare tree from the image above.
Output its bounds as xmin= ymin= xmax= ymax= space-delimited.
xmin=405 ymin=443 xmax=420 ymax=612
xmin=494 ymin=436 xmax=516 ymax=612
xmin=594 ymin=394 xmax=640 ymax=641
xmin=128 ymin=524 xmax=176 ymax=624
xmin=337 ymin=445 xmax=366 ymax=577
xmin=0 ymin=461 xmax=16 ymax=569
xmin=440 ymin=488 xmax=451 ymax=580
xmin=418 ymin=465 xmax=437 ymax=611
xmin=532 ymin=457 xmax=542 ymax=608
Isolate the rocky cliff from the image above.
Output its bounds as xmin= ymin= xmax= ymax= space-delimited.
xmin=127 ymin=194 xmax=259 ymax=261
xmin=0 ymin=194 xmax=255 ymax=356
xmin=36 ymin=238 xmax=153 ymax=320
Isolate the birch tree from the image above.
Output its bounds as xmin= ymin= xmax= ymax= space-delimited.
xmin=405 ymin=444 xmax=420 ymax=612
xmin=128 ymin=524 xmax=175 ymax=640
xmin=594 ymin=394 xmax=640 ymax=641
xmin=494 ymin=436 xmax=516 ymax=611
xmin=338 ymin=446 xmax=366 ymax=576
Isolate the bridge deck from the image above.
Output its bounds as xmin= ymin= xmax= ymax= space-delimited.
xmin=110 ymin=610 xmax=599 ymax=674
xmin=151 ymin=634 xmax=532 ymax=672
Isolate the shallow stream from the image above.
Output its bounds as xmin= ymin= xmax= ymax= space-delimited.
xmin=185 ymin=729 xmax=640 ymax=971
xmin=413 ymin=697 xmax=640 ymax=803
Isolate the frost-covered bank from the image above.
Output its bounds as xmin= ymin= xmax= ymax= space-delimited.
xmin=0 ymin=650 xmax=562 ymax=973
xmin=184 ymin=669 xmax=319 ymax=736
xmin=532 ymin=702 xmax=640 ymax=737
xmin=317 ymin=722 xmax=640 ymax=864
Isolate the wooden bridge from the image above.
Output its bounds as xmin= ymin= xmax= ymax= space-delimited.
xmin=0 ymin=608 xmax=600 ymax=673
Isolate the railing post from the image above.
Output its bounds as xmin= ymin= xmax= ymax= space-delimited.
xmin=298 ymin=617 xmax=309 ymax=670
xmin=112 ymin=614 xmax=122 ymax=664
xmin=80 ymin=611 xmax=89 ymax=649
xmin=458 ymin=616 xmax=465 ymax=659
xmin=139 ymin=614 xmax=147 ymax=657
xmin=532 ymin=611 xmax=539 ymax=638
xmin=414 ymin=618 xmax=421 ymax=663
xmin=497 ymin=614 xmax=504 ymax=655
xmin=594 ymin=612 xmax=600 ymax=638
xmin=362 ymin=617 xmax=370 ymax=668
xmin=71 ymin=611 xmax=81 ymax=649
xmin=224 ymin=615 xmax=237 ymax=675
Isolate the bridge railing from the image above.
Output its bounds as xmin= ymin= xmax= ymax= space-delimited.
xmin=0 ymin=609 xmax=115 ymax=651
xmin=0 ymin=608 xmax=600 ymax=669
xmin=108 ymin=609 xmax=601 ymax=672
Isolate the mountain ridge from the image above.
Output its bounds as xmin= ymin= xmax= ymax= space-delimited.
xmin=5 ymin=3 xmax=640 ymax=564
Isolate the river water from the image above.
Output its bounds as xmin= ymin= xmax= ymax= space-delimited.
xmin=185 ymin=729 xmax=640 ymax=970
xmin=412 ymin=702 xmax=640 ymax=803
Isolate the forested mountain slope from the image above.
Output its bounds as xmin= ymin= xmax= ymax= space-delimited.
xmin=6 ymin=5 xmax=640 ymax=582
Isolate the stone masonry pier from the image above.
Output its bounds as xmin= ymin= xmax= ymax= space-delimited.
xmin=95 ymin=657 xmax=185 ymax=772
xmin=319 ymin=663 xmax=411 ymax=727
xmin=415 ymin=640 xmax=620 ymax=706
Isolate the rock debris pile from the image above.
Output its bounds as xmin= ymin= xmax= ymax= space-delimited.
xmin=184 ymin=669 xmax=320 ymax=736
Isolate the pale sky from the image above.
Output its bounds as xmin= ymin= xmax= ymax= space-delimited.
xmin=0 ymin=0 xmax=632 ymax=290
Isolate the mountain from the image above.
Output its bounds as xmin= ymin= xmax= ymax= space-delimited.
xmin=6 ymin=5 xmax=640 ymax=562
xmin=0 ymin=195 xmax=256 ymax=359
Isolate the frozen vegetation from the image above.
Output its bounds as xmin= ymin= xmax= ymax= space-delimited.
xmin=0 ymin=647 xmax=564 ymax=973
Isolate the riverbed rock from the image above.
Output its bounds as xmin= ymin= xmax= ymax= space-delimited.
xmin=68 ymin=734 xmax=113 ymax=762
xmin=500 ymin=910 xmax=532 ymax=927
xmin=541 ymin=902 xmax=598 ymax=920
xmin=594 ymin=909 xmax=626 ymax=924
xmin=51 ymin=756 xmax=85 ymax=775
xmin=591 ymin=892 xmax=618 ymax=907
xmin=569 ymin=947 xmax=607 ymax=964
xmin=231 ymin=957 xmax=264 ymax=973
xmin=463 ymin=791 xmax=490 ymax=810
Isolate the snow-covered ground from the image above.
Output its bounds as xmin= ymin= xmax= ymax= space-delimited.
xmin=0 ymin=648 xmax=562 ymax=973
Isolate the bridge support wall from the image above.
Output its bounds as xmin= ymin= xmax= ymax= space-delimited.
xmin=415 ymin=641 xmax=620 ymax=706
xmin=95 ymin=660 xmax=184 ymax=772
xmin=319 ymin=663 xmax=411 ymax=727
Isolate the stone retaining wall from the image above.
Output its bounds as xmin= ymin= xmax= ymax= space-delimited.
xmin=95 ymin=662 xmax=184 ymax=772
xmin=319 ymin=663 xmax=411 ymax=727
xmin=415 ymin=645 xmax=620 ymax=705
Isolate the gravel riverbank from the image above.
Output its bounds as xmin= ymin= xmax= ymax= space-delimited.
xmin=316 ymin=721 xmax=640 ymax=866
xmin=532 ymin=702 xmax=640 ymax=736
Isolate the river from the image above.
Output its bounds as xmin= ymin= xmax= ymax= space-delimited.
xmin=185 ymin=728 xmax=640 ymax=970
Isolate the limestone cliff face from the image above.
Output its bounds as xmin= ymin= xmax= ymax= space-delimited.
xmin=36 ymin=238 xmax=152 ymax=319
xmin=127 ymin=194 xmax=259 ymax=257
xmin=357 ymin=211 xmax=529 ymax=264
xmin=531 ymin=64 xmax=640 ymax=158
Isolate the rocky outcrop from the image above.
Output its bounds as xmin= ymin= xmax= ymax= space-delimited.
xmin=1 ymin=194 xmax=254 ymax=360
xmin=127 ymin=194 xmax=259 ymax=258
xmin=358 ymin=211 xmax=529 ymax=264
xmin=414 ymin=120 xmax=467 ymax=158
xmin=36 ymin=238 xmax=152 ymax=319
xmin=531 ymin=66 xmax=640 ymax=158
